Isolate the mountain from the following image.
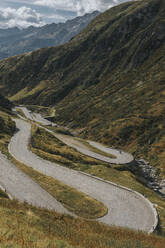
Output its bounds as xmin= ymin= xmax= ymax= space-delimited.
xmin=0 ymin=94 xmax=13 ymax=111
xmin=0 ymin=11 xmax=100 ymax=60
xmin=0 ymin=94 xmax=15 ymax=137
xmin=0 ymin=0 xmax=165 ymax=172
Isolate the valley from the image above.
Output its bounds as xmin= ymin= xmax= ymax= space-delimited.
xmin=8 ymin=109 xmax=156 ymax=232
xmin=0 ymin=0 xmax=165 ymax=247
xmin=1 ymin=103 xmax=164 ymax=247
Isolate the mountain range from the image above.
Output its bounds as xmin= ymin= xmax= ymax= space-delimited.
xmin=0 ymin=0 xmax=165 ymax=172
xmin=0 ymin=11 xmax=99 ymax=60
xmin=1 ymin=0 xmax=165 ymax=246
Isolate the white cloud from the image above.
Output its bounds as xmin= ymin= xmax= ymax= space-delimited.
xmin=0 ymin=6 xmax=45 ymax=29
xmin=34 ymin=0 xmax=124 ymax=15
xmin=35 ymin=0 xmax=75 ymax=11
xmin=0 ymin=0 xmax=132 ymax=26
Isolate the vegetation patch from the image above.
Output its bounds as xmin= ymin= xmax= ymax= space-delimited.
xmin=15 ymin=108 xmax=26 ymax=118
xmin=0 ymin=188 xmax=8 ymax=199
xmin=0 ymin=198 xmax=164 ymax=248
xmin=0 ymin=0 xmax=165 ymax=175
xmin=0 ymin=110 xmax=16 ymax=154
xmin=29 ymin=124 xmax=165 ymax=235
xmin=25 ymin=104 xmax=56 ymax=117
xmin=1 ymin=116 xmax=165 ymax=245
xmin=31 ymin=125 xmax=101 ymax=168
xmin=11 ymin=157 xmax=107 ymax=219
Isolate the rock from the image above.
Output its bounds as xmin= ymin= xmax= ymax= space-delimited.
xmin=136 ymin=158 xmax=165 ymax=197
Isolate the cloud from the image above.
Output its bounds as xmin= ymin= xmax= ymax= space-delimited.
xmin=34 ymin=0 xmax=125 ymax=15
xmin=0 ymin=6 xmax=45 ymax=29
xmin=0 ymin=0 xmax=132 ymax=26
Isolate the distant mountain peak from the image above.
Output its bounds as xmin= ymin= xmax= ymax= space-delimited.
xmin=0 ymin=11 xmax=100 ymax=60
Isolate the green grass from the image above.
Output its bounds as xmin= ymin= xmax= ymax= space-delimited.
xmin=9 ymin=81 xmax=48 ymax=102
xmin=31 ymin=125 xmax=101 ymax=168
xmin=25 ymin=104 xmax=56 ymax=117
xmin=0 ymin=110 xmax=16 ymax=154
xmin=0 ymin=111 xmax=15 ymax=135
xmin=15 ymin=107 xmax=26 ymax=118
xmin=0 ymin=189 xmax=8 ymax=199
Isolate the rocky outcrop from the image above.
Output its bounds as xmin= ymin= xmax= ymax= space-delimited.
xmin=136 ymin=159 xmax=165 ymax=197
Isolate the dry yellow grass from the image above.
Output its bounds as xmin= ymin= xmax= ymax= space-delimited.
xmin=30 ymin=124 xmax=165 ymax=235
xmin=0 ymin=197 xmax=164 ymax=248
xmin=10 ymin=155 xmax=108 ymax=219
xmin=1 ymin=111 xmax=165 ymax=247
xmin=31 ymin=125 xmax=101 ymax=168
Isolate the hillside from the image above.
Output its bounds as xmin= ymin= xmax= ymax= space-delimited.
xmin=0 ymin=94 xmax=13 ymax=111
xmin=0 ymin=0 xmax=165 ymax=174
xmin=0 ymin=95 xmax=15 ymax=153
xmin=0 ymin=196 xmax=165 ymax=248
xmin=0 ymin=11 xmax=99 ymax=60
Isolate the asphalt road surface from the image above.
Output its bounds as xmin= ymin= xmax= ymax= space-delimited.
xmin=8 ymin=119 xmax=157 ymax=233
xmin=0 ymin=151 xmax=71 ymax=214
xmin=16 ymin=106 xmax=134 ymax=164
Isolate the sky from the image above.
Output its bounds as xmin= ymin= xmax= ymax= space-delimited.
xmin=0 ymin=0 xmax=130 ymax=29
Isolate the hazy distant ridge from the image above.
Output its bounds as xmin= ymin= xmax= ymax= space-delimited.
xmin=0 ymin=11 xmax=100 ymax=60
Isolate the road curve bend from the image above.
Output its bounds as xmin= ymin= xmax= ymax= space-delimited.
xmin=88 ymin=141 xmax=134 ymax=164
xmin=16 ymin=106 xmax=134 ymax=164
xmin=0 ymin=151 xmax=71 ymax=214
xmin=52 ymin=132 xmax=134 ymax=165
xmin=8 ymin=119 xmax=157 ymax=233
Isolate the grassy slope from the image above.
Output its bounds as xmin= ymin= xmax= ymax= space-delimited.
xmin=30 ymin=123 xmax=165 ymax=236
xmin=0 ymin=197 xmax=165 ymax=248
xmin=0 ymin=0 xmax=164 ymax=174
xmin=1 ymin=101 xmax=165 ymax=245
xmin=10 ymin=152 xmax=107 ymax=220
xmin=0 ymin=95 xmax=16 ymax=153
xmin=31 ymin=125 xmax=103 ymax=168
xmin=0 ymin=121 xmax=164 ymax=247
xmin=0 ymin=105 xmax=107 ymax=218
xmin=0 ymin=120 xmax=165 ymax=247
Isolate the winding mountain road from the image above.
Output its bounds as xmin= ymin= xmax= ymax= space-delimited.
xmin=52 ymin=132 xmax=134 ymax=164
xmin=16 ymin=106 xmax=134 ymax=164
xmin=0 ymin=151 xmax=71 ymax=213
xmin=16 ymin=106 xmax=55 ymax=126
xmin=8 ymin=118 xmax=157 ymax=233
xmin=88 ymin=141 xmax=134 ymax=164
